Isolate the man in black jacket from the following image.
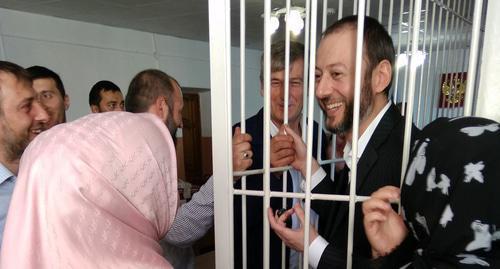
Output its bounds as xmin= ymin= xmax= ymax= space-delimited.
xmin=269 ymin=16 xmax=418 ymax=268
xmin=233 ymin=40 xmax=328 ymax=269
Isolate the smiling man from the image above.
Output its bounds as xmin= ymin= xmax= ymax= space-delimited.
xmin=233 ymin=40 xmax=328 ymax=269
xmin=26 ymin=66 xmax=70 ymax=129
xmin=269 ymin=16 xmax=418 ymax=268
xmin=0 ymin=61 xmax=49 ymax=248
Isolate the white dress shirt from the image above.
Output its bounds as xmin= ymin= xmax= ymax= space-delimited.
xmin=270 ymin=120 xmax=319 ymax=269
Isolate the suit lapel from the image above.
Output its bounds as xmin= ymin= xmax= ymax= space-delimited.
xmin=326 ymin=103 xmax=401 ymax=238
xmin=355 ymin=103 xmax=400 ymax=192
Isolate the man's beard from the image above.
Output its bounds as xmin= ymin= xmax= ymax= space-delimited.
xmin=0 ymin=120 xmax=30 ymax=162
xmin=326 ymin=77 xmax=373 ymax=134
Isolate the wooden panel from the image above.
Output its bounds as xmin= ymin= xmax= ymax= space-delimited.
xmin=182 ymin=93 xmax=203 ymax=185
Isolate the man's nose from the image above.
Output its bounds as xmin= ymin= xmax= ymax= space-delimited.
xmin=32 ymin=100 xmax=49 ymax=123
xmin=315 ymin=77 xmax=330 ymax=99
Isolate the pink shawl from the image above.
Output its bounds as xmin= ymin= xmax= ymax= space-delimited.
xmin=1 ymin=112 xmax=178 ymax=268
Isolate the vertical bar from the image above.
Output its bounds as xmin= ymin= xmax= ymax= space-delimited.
xmin=281 ymin=1 xmax=292 ymax=267
xmin=208 ymin=0 xmax=233 ymax=267
xmin=347 ymin=6 xmax=366 ymax=269
xmin=393 ymin=0 xmax=405 ymax=104
xmin=366 ymin=0 xmax=371 ymax=16
xmin=451 ymin=0 xmax=466 ymax=118
xmin=302 ymin=0 xmax=311 ymax=142
xmin=416 ymin=0 xmax=429 ymax=128
xmin=400 ymin=0 xmax=422 ymax=187
xmin=388 ymin=0 xmax=394 ymax=35
xmin=422 ymin=1 xmax=436 ymax=127
xmin=354 ymin=0 xmax=358 ymax=15
xmin=378 ymin=0 xmax=384 ymax=22
xmin=317 ymin=0 xmax=328 ymax=162
xmin=445 ymin=0 xmax=458 ymax=118
xmin=438 ymin=0 xmax=451 ymax=117
xmin=338 ymin=0 xmax=343 ymax=19
xmin=463 ymin=0 xmax=482 ymax=116
xmin=0 ymin=22 xmax=5 ymax=60
xmin=302 ymin=0 xmax=318 ymax=267
xmin=401 ymin=0 xmax=414 ymax=116
xmin=455 ymin=0 xmax=468 ymax=118
xmin=262 ymin=0 xmax=272 ymax=268
xmin=475 ymin=0 xmax=500 ymax=120
xmin=429 ymin=3 xmax=443 ymax=123
xmin=239 ymin=1 xmax=248 ymax=267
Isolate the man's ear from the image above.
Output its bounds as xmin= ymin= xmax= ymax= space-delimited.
xmin=260 ymin=81 xmax=264 ymax=97
xmin=64 ymin=95 xmax=70 ymax=111
xmin=371 ymin=59 xmax=392 ymax=95
xmin=90 ymin=105 xmax=99 ymax=113
xmin=156 ymin=96 xmax=169 ymax=122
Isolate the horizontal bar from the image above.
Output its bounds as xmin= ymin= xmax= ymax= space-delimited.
xmin=233 ymin=189 xmax=371 ymax=203
xmin=233 ymin=166 xmax=293 ymax=177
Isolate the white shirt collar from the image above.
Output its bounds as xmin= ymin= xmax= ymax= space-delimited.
xmin=343 ymin=102 xmax=391 ymax=170
xmin=270 ymin=115 xmax=303 ymax=137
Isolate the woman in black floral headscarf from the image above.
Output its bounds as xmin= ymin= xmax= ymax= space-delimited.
xmin=363 ymin=117 xmax=500 ymax=268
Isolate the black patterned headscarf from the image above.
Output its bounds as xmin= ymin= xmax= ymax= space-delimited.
xmin=401 ymin=117 xmax=500 ymax=268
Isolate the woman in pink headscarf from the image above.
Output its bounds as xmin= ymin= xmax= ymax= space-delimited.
xmin=1 ymin=112 xmax=178 ymax=268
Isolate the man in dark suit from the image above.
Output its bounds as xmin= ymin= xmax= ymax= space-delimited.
xmin=233 ymin=41 xmax=328 ymax=269
xmin=269 ymin=16 xmax=418 ymax=268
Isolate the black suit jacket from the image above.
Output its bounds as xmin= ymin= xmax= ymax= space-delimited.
xmin=311 ymin=103 xmax=419 ymax=268
xmin=233 ymin=108 xmax=328 ymax=269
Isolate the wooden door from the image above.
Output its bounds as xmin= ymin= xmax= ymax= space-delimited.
xmin=182 ymin=93 xmax=203 ymax=186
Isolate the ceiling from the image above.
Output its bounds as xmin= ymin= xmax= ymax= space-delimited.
xmin=0 ymin=0 xmax=476 ymax=50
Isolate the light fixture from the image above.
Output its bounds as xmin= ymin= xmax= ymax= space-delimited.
xmin=397 ymin=50 xmax=427 ymax=69
xmin=262 ymin=6 xmax=306 ymax=35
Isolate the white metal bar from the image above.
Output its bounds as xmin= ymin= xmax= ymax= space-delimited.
xmin=317 ymin=0 xmax=328 ymax=162
xmin=262 ymin=0 xmax=272 ymax=267
xmin=463 ymin=0 xmax=482 ymax=116
xmin=354 ymin=0 xmax=358 ymax=15
xmin=281 ymin=1 xmax=292 ymax=267
xmin=388 ymin=0 xmax=394 ymax=35
xmin=302 ymin=0 xmax=319 ymax=267
xmin=338 ymin=0 xmax=343 ymax=19
xmin=429 ymin=3 xmax=443 ymax=122
xmin=378 ymin=0 xmax=384 ymax=22
xmin=347 ymin=7 xmax=366 ymax=269
xmin=450 ymin=0 xmax=466 ymax=118
xmin=208 ymin=0 xmax=233 ymax=267
xmin=0 ymin=22 xmax=6 ymax=60
xmin=400 ymin=0 xmax=422 ymax=188
xmin=393 ymin=0 xmax=405 ymax=104
xmin=455 ymin=0 xmax=468 ymax=118
xmin=239 ymin=1 xmax=248 ymax=267
xmin=422 ymin=0 xmax=437 ymax=126
xmin=446 ymin=0 xmax=458 ymax=118
xmin=234 ymin=189 xmax=371 ymax=202
xmin=285 ymin=0 xmax=291 ymax=127
xmin=302 ymin=0 xmax=311 ymax=142
xmin=438 ymin=0 xmax=451 ymax=117
xmin=464 ymin=0 xmax=483 ymax=116
xmin=416 ymin=0 xmax=429 ymax=128
xmin=401 ymin=0 xmax=414 ymax=116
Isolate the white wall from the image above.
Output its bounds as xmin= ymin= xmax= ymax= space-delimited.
xmin=0 ymin=8 xmax=263 ymax=135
